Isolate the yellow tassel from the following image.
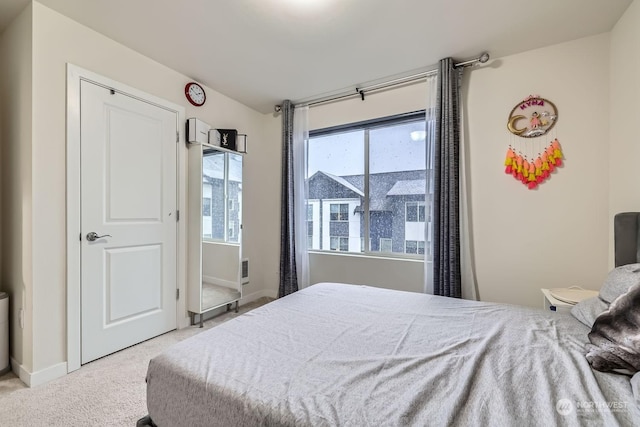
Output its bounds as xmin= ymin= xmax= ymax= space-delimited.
xmin=528 ymin=174 xmax=536 ymax=182
xmin=554 ymin=148 xmax=562 ymax=159
xmin=546 ymin=146 xmax=555 ymax=157
xmin=504 ymin=157 xmax=512 ymax=166
xmin=523 ymin=167 xmax=529 ymax=178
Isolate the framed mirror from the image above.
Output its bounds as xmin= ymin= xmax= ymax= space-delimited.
xmin=187 ymin=143 xmax=243 ymax=326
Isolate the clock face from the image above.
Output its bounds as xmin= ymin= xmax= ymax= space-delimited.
xmin=185 ymin=82 xmax=206 ymax=106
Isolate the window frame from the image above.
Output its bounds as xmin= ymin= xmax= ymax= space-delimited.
xmin=202 ymin=196 xmax=212 ymax=217
xmin=329 ymin=203 xmax=350 ymax=222
xmin=405 ymin=201 xmax=426 ymax=223
xmin=379 ymin=238 xmax=393 ymax=253
xmin=329 ymin=236 xmax=349 ymax=252
xmin=404 ymin=240 xmax=425 ymax=255
xmin=309 ymin=110 xmax=428 ymax=260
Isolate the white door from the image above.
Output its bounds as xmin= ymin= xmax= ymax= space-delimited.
xmin=80 ymin=81 xmax=177 ymax=364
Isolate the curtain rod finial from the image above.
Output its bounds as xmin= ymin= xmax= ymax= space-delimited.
xmin=479 ymin=52 xmax=490 ymax=63
xmin=274 ymin=105 xmax=282 ymax=113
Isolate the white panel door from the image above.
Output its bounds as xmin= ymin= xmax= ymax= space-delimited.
xmin=80 ymin=81 xmax=177 ymax=364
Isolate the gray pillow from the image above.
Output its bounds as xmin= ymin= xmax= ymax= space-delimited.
xmin=571 ymin=296 xmax=608 ymax=328
xmin=570 ymin=263 xmax=640 ymax=327
xmin=585 ymin=282 xmax=640 ymax=375
xmin=599 ymin=263 xmax=640 ymax=304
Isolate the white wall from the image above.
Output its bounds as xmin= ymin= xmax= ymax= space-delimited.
xmin=465 ymin=34 xmax=611 ymax=307
xmin=310 ymin=83 xmax=426 ymax=129
xmin=609 ymin=0 xmax=640 ymax=265
xmin=310 ymin=252 xmax=425 ymax=293
xmin=3 ymin=0 xmax=637 ymax=382
xmin=306 ymin=34 xmax=613 ymax=308
xmin=257 ymin=112 xmax=284 ymax=296
xmin=2 ymin=2 xmax=277 ymax=379
xmin=0 ymin=3 xmax=33 ymax=374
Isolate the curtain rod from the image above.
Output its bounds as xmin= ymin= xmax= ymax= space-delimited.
xmin=276 ymin=52 xmax=489 ymax=111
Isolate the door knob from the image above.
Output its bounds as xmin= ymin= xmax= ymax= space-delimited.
xmin=86 ymin=232 xmax=112 ymax=241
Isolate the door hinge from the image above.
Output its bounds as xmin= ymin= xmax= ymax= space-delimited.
xmin=79 ymin=233 xmax=82 ymax=242
xmin=176 ymin=289 xmax=180 ymax=300
xmin=176 ymin=131 xmax=179 ymax=143
xmin=176 ymin=210 xmax=180 ymax=222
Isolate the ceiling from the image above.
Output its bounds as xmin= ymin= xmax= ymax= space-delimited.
xmin=0 ymin=0 xmax=633 ymax=113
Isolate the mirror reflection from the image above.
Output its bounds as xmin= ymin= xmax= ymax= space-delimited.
xmin=201 ymin=147 xmax=242 ymax=312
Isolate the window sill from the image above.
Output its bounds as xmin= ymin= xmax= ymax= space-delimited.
xmin=308 ymin=250 xmax=425 ymax=263
xmin=203 ymin=240 xmax=240 ymax=247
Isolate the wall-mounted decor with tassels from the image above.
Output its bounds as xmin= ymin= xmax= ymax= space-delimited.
xmin=504 ymin=95 xmax=563 ymax=190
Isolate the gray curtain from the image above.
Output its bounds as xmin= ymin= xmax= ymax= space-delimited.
xmin=279 ymin=100 xmax=299 ymax=297
xmin=432 ymin=58 xmax=463 ymax=298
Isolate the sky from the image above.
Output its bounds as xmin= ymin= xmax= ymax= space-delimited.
xmin=308 ymin=120 xmax=426 ymax=177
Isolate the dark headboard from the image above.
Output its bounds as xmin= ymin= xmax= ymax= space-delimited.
xmin=614 ymin=212 xmax=640 ymax=267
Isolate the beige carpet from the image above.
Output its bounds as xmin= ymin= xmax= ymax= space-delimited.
xmin=0 ymin=298 xmax=271 ymax=426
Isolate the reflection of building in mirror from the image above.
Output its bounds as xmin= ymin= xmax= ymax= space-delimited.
xmin=188 ymin=142 xmax=244 ymax=328
xmin=202 ymin=150 xmax=243 ymax=243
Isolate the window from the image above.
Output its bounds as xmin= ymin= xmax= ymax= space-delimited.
xmin=330 ymin=203 xmax=349 ymax=221
xmin=380 ymin=238 xmax=393 ymax=253
xmin=202 ymin=197 xmax=212 ymax=217
xmin=228 ymin=220 xmax=236 ymax=239
xmin=330 ymin=236 xmax=349 ymax=251
xmin=308 ymin=111 xmax=428 ymax=258
xmin=405 ymin=202 xmax=425 ymax=222
xmin=405 ymin=240 xmax=425 ymax=255
xmin=307 ymin=204 xmax=314 ymax=247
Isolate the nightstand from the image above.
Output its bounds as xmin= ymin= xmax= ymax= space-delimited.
xmin=541 ymin=288 xmax=574 ymax=314
xmin=541 ymin=287 xmax=598 ymax=314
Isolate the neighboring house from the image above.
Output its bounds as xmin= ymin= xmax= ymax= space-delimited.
xmin=307 ymin=170 xmax=430 ymax=255
xmin=202 ymin=151 xmax=242 ymax=243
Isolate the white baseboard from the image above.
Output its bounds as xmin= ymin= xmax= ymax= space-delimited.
xmin=10 ymin=358 xmax=67 ymax=387
xmin=10 ymin=357 xmax=30 ymax=386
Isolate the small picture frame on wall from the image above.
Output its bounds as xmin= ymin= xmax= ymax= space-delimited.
xmin=216 ymin=129 xmax=237 ymax=151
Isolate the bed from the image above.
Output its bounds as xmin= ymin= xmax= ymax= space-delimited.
xmin=139 ymin=214 xmax=640 ymax=426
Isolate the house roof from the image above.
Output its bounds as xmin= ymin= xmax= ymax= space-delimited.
xmin=310 ymin=171 xmax=364 ymax=197
xmin=387 ymin=179 xmax=426 ymax=196
xmin=309 ymin=170 xmax=425 ymax=211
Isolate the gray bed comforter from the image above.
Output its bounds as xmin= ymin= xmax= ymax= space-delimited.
xmin=146 ymin=283 xmax=640 ymax=426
